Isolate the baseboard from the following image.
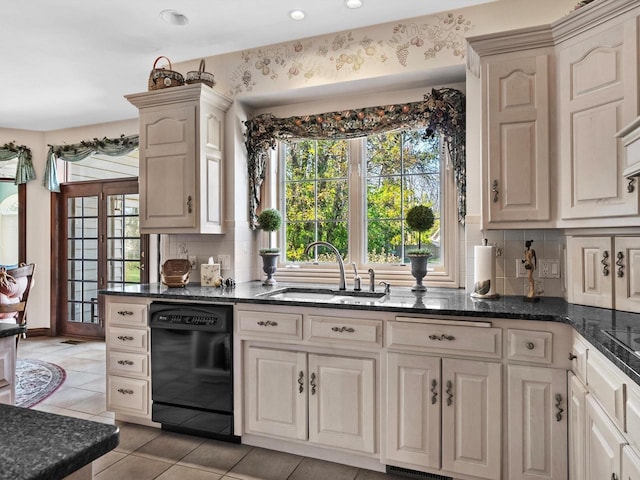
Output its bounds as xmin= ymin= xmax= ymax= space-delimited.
xmin=25 ymin=328 xmax=50 ymax=337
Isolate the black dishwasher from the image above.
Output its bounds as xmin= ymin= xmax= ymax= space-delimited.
xmin=149 ymin=302 xmax=238 ymax=442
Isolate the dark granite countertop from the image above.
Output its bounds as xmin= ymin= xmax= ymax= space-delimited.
xmin=101 ymin=281 xmax=640 ymax=387
xmin=0 ymin=404 xmax=119 ymax=480
xmin=0 ymin=323 xmax=25 ymax=339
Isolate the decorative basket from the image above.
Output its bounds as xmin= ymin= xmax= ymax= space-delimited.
xmin=161 ymin=259 xmax=191 ymax=287
xmin=148 ymin=56 xmax=185 ymax=91
xmin=185 ymin=59 xmax=216 ymax=88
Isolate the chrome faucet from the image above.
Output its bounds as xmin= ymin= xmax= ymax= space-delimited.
xmin=304 ymin=241 xmax=346 ymax=291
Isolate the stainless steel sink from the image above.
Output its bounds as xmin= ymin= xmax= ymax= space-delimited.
xmin=256 ymin=287 xmax=385 ymax=303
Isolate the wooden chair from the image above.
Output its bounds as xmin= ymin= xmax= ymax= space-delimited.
xmin=0 ymin=263 xmax=36 ymax=342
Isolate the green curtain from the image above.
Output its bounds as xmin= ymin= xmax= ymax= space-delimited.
xmin=0 ymin=143 xmax=36 ymax=185
xmin=44 ymin=134 xmax=139 ymax=192
xmin=244 ymin=87 xmax=466 ymax=229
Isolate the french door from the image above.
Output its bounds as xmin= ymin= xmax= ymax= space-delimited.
xmin=55 ymin=179 xmax=148 ymax=338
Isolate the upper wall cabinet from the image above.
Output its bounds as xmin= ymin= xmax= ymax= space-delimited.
xmin=467 ymin=0 xmax=640 ymax=229
xmin=126 ymin=84 xmax=232 ymax=234
xmin=468 ymin=29 xmax=555 ymax=229
xmin=557 ymin=8 xmax=640 ymax=225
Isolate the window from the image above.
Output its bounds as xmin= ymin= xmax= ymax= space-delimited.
xmin=65 ymin=150 xmax=139 ymax=182
xmin=278 ymin=127 xmax=458 ymax=286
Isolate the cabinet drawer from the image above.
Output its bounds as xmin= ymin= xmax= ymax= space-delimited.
xmin=107 ymin=327 xmax=148 ymax=353
xmin=107 ymin=375 xmax=149 ymax=416
xmin=571 ymin=334 xmax=589 ymax=384
xmin=238 ymin=310 xmax=302 ymax=340
xmin=507 ymin=329 xmax=553 ymax=364
xmin=107 ymin=302 xmax=148 ymax=327
xmin=107 ymin=351 xmax=149 ymax=377
xmin=387 ymin=320 xmax=502 ymax=358
xmin=307 ymin=315 xmax=382 ymax=347
xmin=586 ymin=348 xmax=626 ymax=430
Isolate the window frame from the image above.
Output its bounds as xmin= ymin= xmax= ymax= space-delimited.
xmin=273 ymin=131 xmax=459 ymax=288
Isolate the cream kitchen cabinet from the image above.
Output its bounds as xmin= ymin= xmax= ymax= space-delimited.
xmin=244 ymin=346 xmax=375 ymax=454
xmin=585 ymin=394 xmax=626 ymax=480
xmin=568 ymin=236 xmax=640 ymax=312
xmin=507 ymin=365 xmax=567 ymax=480
xmin=104 ymin=295 xmax=153 ymax=424
xmin=126 ymin=84 xmax=232 ymax=234
xmin=622 ymin=446 xmax=640 ymax=480
xmin=568 ymin=373 xmax=587 ymax=480
xmin=557 ymin=4 xmax=640 ymax=225
xmin=385 ymin=319 xmax=502 ymax=480
xmin=467 ymin=33 xmax=553 ymax=229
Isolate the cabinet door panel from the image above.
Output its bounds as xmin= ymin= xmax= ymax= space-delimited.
xmin=559 ymin=22 xmax=639 ymax=220
xmin=585 ymin=394 xmax=625 ymax=480
xmin=569 ymin=373 xmax=587 ymax=480
xmin=568 ymin=236 xmax=613 ymax=309
xmin=614 ymin=237 xmax=640 ymax=313
xmin=507 ymin=365 xmax=567 ymax=480
xmin=245 ymin=348 xmax=307 ymax=440
xmin=487 ymin=55 xmax=550 ymax=223
xmin=308 ymin=354 xmax=375 ymax=453
xmin=622 ymin=446 xmax=640 ymax=480
xmin=386 ymin=353 xmax=440 ymax=469
xmin=139 ymin=105 xmax=197 ymax=229
xmin=441 ymin=358 xmax=501 ymax=480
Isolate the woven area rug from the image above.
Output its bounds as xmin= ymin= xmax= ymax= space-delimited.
xmin=15 ymin=358 xmax=66 ymax=408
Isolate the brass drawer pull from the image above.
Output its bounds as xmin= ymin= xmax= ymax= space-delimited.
xmin=616 ymin=251 xmax=624 ymax=278
xmin=298 ymin=371 xmax=304 ymax=394
xmin=602 ymin=251 xmax=610 ymax=277
xmin=492 ymin=179 xmax=499 ymax=203
xmin=429 ymin=334 xmax=455 ymax=341
xmin=568 ymin=353 xmax=577 ymax=361
xmin=117 ymin=360 xmax=134 ymax=366
xmin=331 ymin=326 xmax=355 ymax=333
xmin=257 ymin=320 xmax=278 ymax=327
xmin=117 ymin=335 xmax=134 ymax=341
xmin=187 ymin=195 xmax=193 ymax=213
xmin=526 ymin=342 xmax=535 ymax=350
xmin=117 ymin=310 xmax=134 ymax=316
xmin=117 ymin=388 xmax=134 ymax=395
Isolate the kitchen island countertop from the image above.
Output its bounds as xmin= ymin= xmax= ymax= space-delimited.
xmin=0 ymin=404 xmax=119 ymax=480
xmin=101 ymin=281 xmax=640 ymax=386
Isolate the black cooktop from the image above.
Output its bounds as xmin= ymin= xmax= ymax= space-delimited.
xmin=602 ymin=329 xmax=640 ymax=357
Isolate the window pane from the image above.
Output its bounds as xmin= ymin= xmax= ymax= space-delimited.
xmin=366 ymin=130 xmax=442 ymax=264
xmin=283 ymin=139 xmax=349 ymax=262
xmin=66 ymin=150 xmax=139 ymax=182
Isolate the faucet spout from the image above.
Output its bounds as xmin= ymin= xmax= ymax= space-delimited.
xmin=304 ymin=241 xmax=347 ymax=290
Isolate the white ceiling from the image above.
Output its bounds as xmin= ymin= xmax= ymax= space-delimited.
xmin=1 ymin=0 xmax=492 ymax=131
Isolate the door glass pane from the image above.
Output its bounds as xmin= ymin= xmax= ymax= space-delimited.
xmin=107 ymin=192 xmax=142 ymax=288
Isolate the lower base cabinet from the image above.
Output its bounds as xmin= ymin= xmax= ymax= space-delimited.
xmin=622 ymin=446 xmax=640 ymax=480
xmin=0 ymin=336 xmax=15 ymax=405
xmin=386 ymin=353 xmax=502 ymax=480
xmin=507 ymin=365 xmax=567 ymax=480
xmin=244 ymin=346 xmax=376 ymax=454
xmin=585 ymin=394 xmax=626 ymax=480
xmin=569 ymin=373 xmax=587 ymax=480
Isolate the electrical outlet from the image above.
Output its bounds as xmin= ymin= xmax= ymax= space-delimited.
xmin=218 ymin=255 xmax=231 ymax=271
xmin=538 ymin=259 xmax=560 ymax=279
xmin=188 ymin=255 xmax=197 ymax=270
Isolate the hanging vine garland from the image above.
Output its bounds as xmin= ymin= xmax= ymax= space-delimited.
xmin=244 ymin=87 xmax=466 ymax=228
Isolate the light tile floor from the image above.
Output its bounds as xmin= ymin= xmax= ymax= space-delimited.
xmin=17 ymin=336 xmax=406 ymax=480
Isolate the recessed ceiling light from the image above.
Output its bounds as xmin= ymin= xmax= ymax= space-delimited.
xmin=159 ymin=9 xmax=189 ymax=26
xmin=289 ymin=9 xmax=305 ymax=20
xmin=345 ymin=0 xmax=363 ymax=8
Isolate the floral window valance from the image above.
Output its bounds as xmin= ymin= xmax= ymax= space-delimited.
xmin=244 ymin=87 xmax=466 ymax=229
xmin=0 ymin=142 xmax=36 ymax=185
xmin=44 ymin=134 xmax=139 ymax=192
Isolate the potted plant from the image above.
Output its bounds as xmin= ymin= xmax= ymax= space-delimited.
xmin=257 ymin=208 xmax=282 ymax=285
xmin=405 ymin=205 xmax=435 ymax=291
